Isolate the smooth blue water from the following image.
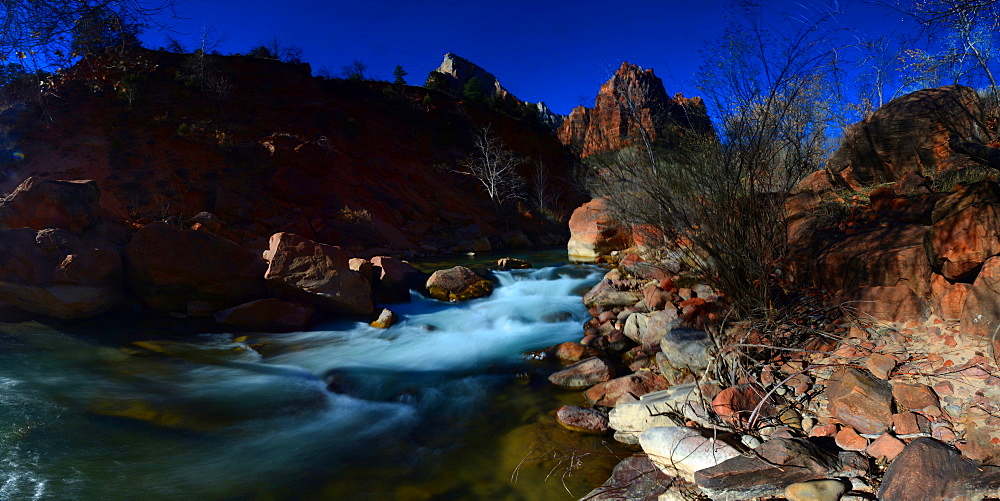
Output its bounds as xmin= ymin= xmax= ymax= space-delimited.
xmin=0 ymin=264 xmax=621 ymax=500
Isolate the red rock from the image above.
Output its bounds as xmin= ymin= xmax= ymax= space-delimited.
xmin=893 ymin=412 xmax=931 ymax=436
xmin=566 ymin=198 xmax=632 ymax=259
xmin=597 ymin=310 xmax=617 ymax=324
xmin=264 ymin=232 xmax=373 ymax=314
xmin=0 ymin=228 xmax=123 ymax=319
xmin=933 ymin=381 xmax=954 ymax=396
xmin=961 ymin=256 xmax=1000 ymax=341
xmin=695 ymin=438 xmax=840 ymax=499
xmin=584 ymin=371 xmax=670 ymax=407
xmin=866 ymin=353 xmax=898 ymax=380
xmin=892 ymin=383 xmax=940 ymax=412
xmin=713 ymin=384 xmax=776 ymax=423
xmin=659 ymin=277 xmax=676 ymax=292
xmin=927 ymin=203 xmax=1000 ymax=280
xmin=642 ymin=283 xmax=671 ymax=311
xmin=0 ymin=177 xmax=101 ymax=234
xmin=545 ymin=342 xmax=599 ymax=364
xmin=878 ymin=438 xmax=995 ymax=501
xmin=869 ymin=186 xmax=896 ymax=211
xmin=811 ymin=225 xmax=932 ymax=298
xmin=867 ymin=433 xmax=906 ymax=460
xmin=825 ymin=368 xmax=894 ymax=434
xmin=558 ymin=61 xmax=711 ymax=158
xmin=828 ymin=85 xmax=985 ymax=188
xmin=548 ymin=357 xmax=616 ymax=390
xmin=932 ymin=180 xmax=1000 ymax=223
xmin=930 ymin=273 xmax=970 ymax=320
xmin=126 ymin=222 xmax=267 ymax=313
xmin=555 ymin=405 xmax=610 ymax=434
xmin=213 ymin=298 xmax=314 ymax=331
xmin=838 ymin=285 xmax=931 ymax=323
xmin=808 ymin=424 xmax=838 ymax=438
xmin=425 ymin=266 xmax=492 ymax=302
xmin=835 ymin=427 xmax=868 ymax=451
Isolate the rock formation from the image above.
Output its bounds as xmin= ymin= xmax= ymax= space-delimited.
xmin=558 ymin=61 xmax=711 ymax=157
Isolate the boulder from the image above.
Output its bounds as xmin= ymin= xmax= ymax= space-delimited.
xmin=827 ymin=85 xmax=985 ymax=188
xmin=582 ymin=279 xmax=641 ymax=310
xmin=811 ymin=225 xmax=932 ymax=297
xmin=608 ymin=384 xmax=708 ymax=444
xmin=370 ymin=256 xmax=426 ymax=303
xmin=926 ymin=203 xmax=1000 ymax=280
xmin=582 ymin=455 xmax=675 ymax=501
xmin=658 ymin=328 xmax=713 ymax=373
xmin=825 ymin=368 xmax=893 ymax=435
xmin=567 ymin=198 xmax=632 ymax=260
xmin=0 ymin=177 xmax=101 ymax=234
xmin=555 ymin=405 xmax=610 ymax=434
xmin=544 ymin=341 xmax=600 ymax=364
xmin=879 ymin=438 xmax=1000 ymax=501
xmin=833 ymin=285 xmax=930 ymax=323
xmin=126 ymin=222 xmax=266 ymax=313
xmin=640 ymin=426 xmax=741 ymax=481
xmin=212 ymin=298 xmax=314 ymax=331
xmin=496 ymin=257 xmax=531 ymax=269
xmin=931 ymin=181 xmax=1000 ymax=223
xmin=960 ymin=255 xmax=1000 ymax=341
xmin=0 ymin=228 xmax=123 ymax=319
xmin=548 ymin=357 xmax=616 ymax=390
xmin=263 ymin=232 xmax=373 ymax=314
xmin=584 ymin=371 xmax=670 ymax=407
xmin=695 ymin=438 xmax=840 ymax=500
xmin=930 ymin=272 xmax=970 ymax=320
xmin=892 ymin=382 xmax=940 ymax=412
xmin=425 ymin=266 xmax=492 ymax=302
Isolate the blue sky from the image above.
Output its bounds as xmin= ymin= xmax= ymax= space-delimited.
xmin=140 ymin=0 xmax=912 ymax=115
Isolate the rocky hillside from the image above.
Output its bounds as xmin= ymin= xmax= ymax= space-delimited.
xmin=558 ymin=61 xmax=712 ymax=157
xmin=0 ymin=49 xmax=582 ymax=256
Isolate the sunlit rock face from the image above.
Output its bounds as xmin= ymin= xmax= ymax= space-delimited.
xmin=433 ymin=52 xmax=514 ymax=100
xmin=558 ymin=61 xmax=711 ymax=157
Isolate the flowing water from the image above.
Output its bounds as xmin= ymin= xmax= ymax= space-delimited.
xmin=0 ymin=257 xmax=629 ymax=500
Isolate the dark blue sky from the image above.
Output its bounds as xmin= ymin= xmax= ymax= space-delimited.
xmin=141 ymin=0 xmax=908 ymax=115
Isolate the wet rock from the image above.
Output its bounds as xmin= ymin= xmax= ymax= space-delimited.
xmin=567 ymin=198 xmax=632 ymax=260
xmin=548 ymin=357 xmax=616 ymax=390
xmin=582 ymin=454 xmax=676 ymax=501
xmin=784 ymin=479 xmax=847 ymax=501
xmin=424 ymin=265 xmax=492 ymax=302
xmin=0 ymin=228 xmax=123 ymax=319
xmin=640 ymin=426 xmax=741 ymax=481
xmin=370 ymin=256 xmax=425 ymax=303
xmin=213 ymin=298 xmax=314 ymax=331
xmin=496 ymin=257 xmax=531 ymax=269
xmin=0 ymin=177 xmax=101 ymax=234
xmin=584 ymin=371 xmax=670 ymax=407
xmin=370 ymin=308 xmax=396 ymax=328
xmin=264 ymin=232 xmax=373 ymax=314
xmin=695 ymin=438 xmax=840 ymax=501
xmin=825 ymin=368 xmax=894 ymax=435
xmin=555 ymin=405 xmax=610 ymax=434
xmin=126 ymin=222 xmax=267 ymax=313
xmin=544 ymin=341 xmax=599 ymax=364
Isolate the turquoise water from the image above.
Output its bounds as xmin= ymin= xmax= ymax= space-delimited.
xmin=0 ymin=260 xmax=627 ymax=500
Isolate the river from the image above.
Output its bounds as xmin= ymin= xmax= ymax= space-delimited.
xmin=0 ymin=253 xmax=629 ymax=500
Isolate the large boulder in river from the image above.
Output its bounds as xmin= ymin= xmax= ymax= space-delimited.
xmin=425 ymin=266 xmax=493 ymax=301
xmin=0 ymin=177 xmax=102 ymax=233
xmin=0 ymin=228 xmax=123 ymax=319
xmin=567 ymin=198 xmax=632 ymax=260
xmin=827 ymin=85 xmax=984 ymax=189
xmin=264 ymin=232 xmax=373 ymax=315
xmin=126 ymin=222 xmax=267 ymax=313
xmin=213 ymin=298 xmax=314 ymax=332
xmin=370 ymin=256 xmax=426 ymax=303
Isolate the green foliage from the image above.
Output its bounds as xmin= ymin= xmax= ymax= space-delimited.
xmin=425 ymin=70 xmax=453 ymax=94
xmin=422 ymin=94 xmax=433 ymax=108
xmin=463 ymin=76 xmax=486 ymax=103
xmin=176 ymin=123 xmax=191 ymax=136
xmin=393 ymin=65 xmax=407 ymax=85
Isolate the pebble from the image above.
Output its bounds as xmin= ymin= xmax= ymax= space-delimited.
xmin=784 ymin=479 xmax=847 ymax=501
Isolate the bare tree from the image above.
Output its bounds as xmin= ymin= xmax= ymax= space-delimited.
xmin=340 ymin=59 xmax=368 ymax=81
xmin=453 ymin=125 xmax=526 ymax=225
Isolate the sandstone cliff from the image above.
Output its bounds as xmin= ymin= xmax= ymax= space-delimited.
xmin=558 ymin=62 xmax=711 ymax=157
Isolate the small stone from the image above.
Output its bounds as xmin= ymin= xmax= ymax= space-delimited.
xmin=548 ymin=357 xmax=616 ymax=390
xmin=370 ymin=308 xmax=396 ymax=328
xmin=785 ymin=479 xmax=847 ymax=501
xmin=742 ymin=435 xmax=763 ymax=449
xmin=866 ymin=433 xmax=905 ymax=460
xmin=933 ymin=381 xmax=954 ymax=396
xmin=801 ymin=417 xmax=816 ymax=432
xmin=866 ymin=353 xmax=897 ymax=380
xmin=892 ymin=412 xmax=931 ymax=435
xmin=555 ymin=405 xmax=610 ymax=434
xmin=835 ymin=427 xmax=868 ymax=451
xmin=892 ymin=382 xmax=940 ymax=412
xmin=808 ymin=424 xmax=838 ymax=438
xmin=923 ymin=405 xmax=943 ymax=418
xmin=825 ymin=368 xmax=894 ymax=434
xmin=932 ymin=425 xmax=957 ymax=442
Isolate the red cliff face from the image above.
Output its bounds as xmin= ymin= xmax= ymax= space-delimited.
xmin=558 ymin=62 xmax=710 ymax=157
